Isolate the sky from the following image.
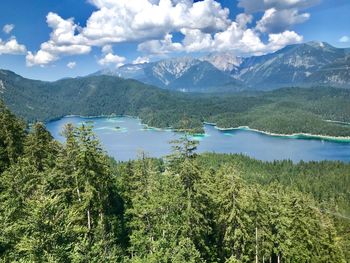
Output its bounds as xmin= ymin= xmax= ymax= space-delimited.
xmin=0 ymin=0 xmax=349 ymax=81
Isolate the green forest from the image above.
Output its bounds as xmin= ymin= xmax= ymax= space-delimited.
xmin=1 ymin=101 xmax=350 ymax=262
xmin=1 ymin=71 xmax=350 ymax=137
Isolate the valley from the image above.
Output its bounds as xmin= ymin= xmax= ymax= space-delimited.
xmin=1 ymin=69 xmax=350 ymax=138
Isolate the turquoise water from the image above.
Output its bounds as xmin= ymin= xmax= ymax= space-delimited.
xmin=46 ymin=116 xmax=350 ymax=162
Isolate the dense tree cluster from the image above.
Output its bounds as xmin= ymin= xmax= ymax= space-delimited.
xmin=0 ymin=103 xmax=349 ymax=262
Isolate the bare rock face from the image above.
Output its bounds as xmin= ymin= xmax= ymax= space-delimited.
xmin=92 ymin=41 xmax=350 ymax=92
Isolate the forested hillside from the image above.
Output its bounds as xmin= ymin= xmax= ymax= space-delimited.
xmin=1 ymin=70 xmax=350 ymax=137
xmin=1 ymin=102 xmax=349 ymax=262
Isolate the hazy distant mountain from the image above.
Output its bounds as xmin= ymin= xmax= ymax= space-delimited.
xmin=237 ymin=41 xmax=348 ymax=89
xmin=306 ymin=55 xmax=350 ymax=88
xmin=199 ymin=52 xmax=242 ymax=74
xmin=93 ymin=57 xmax=244 ymax=92
xmin=93 ymin=41 xmax=350 ymax=91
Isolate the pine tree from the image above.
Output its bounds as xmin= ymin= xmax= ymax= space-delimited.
xmin=24 ymin=122 xmax=59 ymax=172
xmin=168 ymin=135 xmax=210 ymax=258
xmin=60 ymin=123 xmax=121 ymax=261
xmin=211 ymin=165 xmax=250 ymax=262
xmin=0 ymin=100 xmax=26 ymax=173
xmin=167 ymin=134 xmax=198 ymax=174
xmin=0 ymin=158 xmax=40 ymax=260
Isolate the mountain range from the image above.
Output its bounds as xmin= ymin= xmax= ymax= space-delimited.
xmin=93 ymin=41 xmax=350 ymax=92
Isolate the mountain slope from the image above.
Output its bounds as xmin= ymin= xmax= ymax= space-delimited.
xmin=199 ymin=52 xmax=242 ymax=74
xmin=94 ymin=41 xmax=350 ymax=91
xmin=1 ymin=69 xmax=350 ymax=137
xmin=237 ymin=41 xmax=348 ymax=89
xmin=94 ymin=57 xmax=243 ymax=92
xmin=306 ymin=55 xmax=350 ymax=87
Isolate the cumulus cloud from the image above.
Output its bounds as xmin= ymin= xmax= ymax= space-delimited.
xmin=256 ymin=8 xmax=310 ymax=33
xmin=181 ymin=29 xmax=212 ymax=52
xmin=339 ymin=36 xmax=350 ymax=43
xmin=101 ymin=44 xmax=113 ymax=54
xmin=28 ymin=0 xmax=311 ymax=65
xmin=26 ymin=43 xmax=90 ymax=66
xmin=142 ymin=21 xmax=303 ymax=56
xmin=212 ymin=27 xmax=301 ymax=54
xmin=238 ymin=0 xmax=320 ymax=13
xmin=82 ymin=0 xmax=230 ymax=45
xmin=138 ymin=33 xmax=182 ymax=54
xmin=133 ymin=56 xmax=150 ymax=64
xmin=27 ymin=0 xmax=232 ymax=65
xmin=235 ymin=13 xmax=253 ymax=29
xmin=267 ymin=30 xmax=303 ymax=51
xmin=0 ymin=37 xmax=26 ymax=55
xmin=67 ymin=61 xmax=77 ymax=69
xmin=3 ymin=24 xmax=15 ymax=34
xmin=26 ymin=51 xmax=56 ymax=67
xmin=98 ymin=52 xmax=126 ymax=67
xmin=26 ymin=12 xmax=91 ymax=66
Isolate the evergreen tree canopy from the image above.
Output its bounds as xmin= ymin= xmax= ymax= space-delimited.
xmin=0 ymin=105 xmax=349 ymax=262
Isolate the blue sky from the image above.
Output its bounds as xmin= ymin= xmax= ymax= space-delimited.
xmin=0 ymin=0 xmax=349 ymax=81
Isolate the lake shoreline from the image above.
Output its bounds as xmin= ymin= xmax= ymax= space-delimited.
xmin=46 ymin=116 xmax=350 ymax=162
xmin=207 ymin=124 xmax=350 ymax=143
xmin=48 ymin=115 xmax=350 ymax=143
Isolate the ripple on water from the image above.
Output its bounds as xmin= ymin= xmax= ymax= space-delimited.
xmin=95 ymin=126 xmax=128 ymax=133
xmin=105 ymin=118 xmax=125 ymax=123
xmin=141 ymin=127 xmax=173 ymax=132
xmin=77 ymin=121 xmax=95 ymax=126
xmin=189 ymin=133 xmax=210 ymax=141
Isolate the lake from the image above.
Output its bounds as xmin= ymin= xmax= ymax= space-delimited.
xmin=46 ymin=116 xmax=350 ymax=162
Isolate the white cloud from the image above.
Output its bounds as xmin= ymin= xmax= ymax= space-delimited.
xmin=339 ymin=36 xmax=350 ymax=43
xmin=26 ymin=51 xmax=56 ymax=67
xmin=3 ymin=24 xmax=15 ymax=34
xmin=28 ymin=0 xmax=311 ymax=65
xmin=46 ymin=12 xmax=85 ymax=46
xmin=179 ymin=23 xmax=264 ymax=54
xmin=181 ymin=29 xmax=213 ymax=52
xmin=238 ymin=0 xmax=320 ymax=13
xmin=82 ymin=0 xmax=230 ymax=46
xmin=133 ymin=56 xmax=150 ymax=64
xmin=214 ymin=28 xmax=303 ymax=54
xmin=138 ymin=33 xmax=182 ymax=55
xmin=26 ymin=42 xmax=90 ymax=66
xmin=256 ymin=8 xmax=310 ymax=33
xmin=0 ymin=37 xmax=27 ymax=55
xmin=267 ymin=30 xmax=303 ymax=51
xmin=27 ymin=0 xmax=232 ymax=65
xmin=210 ymin=25 xmax=271 ymax=55
xmin=98 ymin=52 xmax=126 ymax=67
xmin=67 ymin=61 xmax=77 ymax=69
xmin=235 ymin=13 xmax=253 ymax=29
xmin=141 ymin=20 xmax=303 ymax=56
xmin=26 ymin=12 xmax=91 ymax=66
xmin=102 ymin=44 xmax=113 ymax=54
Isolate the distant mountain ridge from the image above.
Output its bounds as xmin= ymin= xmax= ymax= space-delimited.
xmin=237 ymin=41 xmax=350 ymax=89
xmin=93 ymin=41 xmax=350 ymax=91
xmin=93 ymin=57 xmax=244 ymax=92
